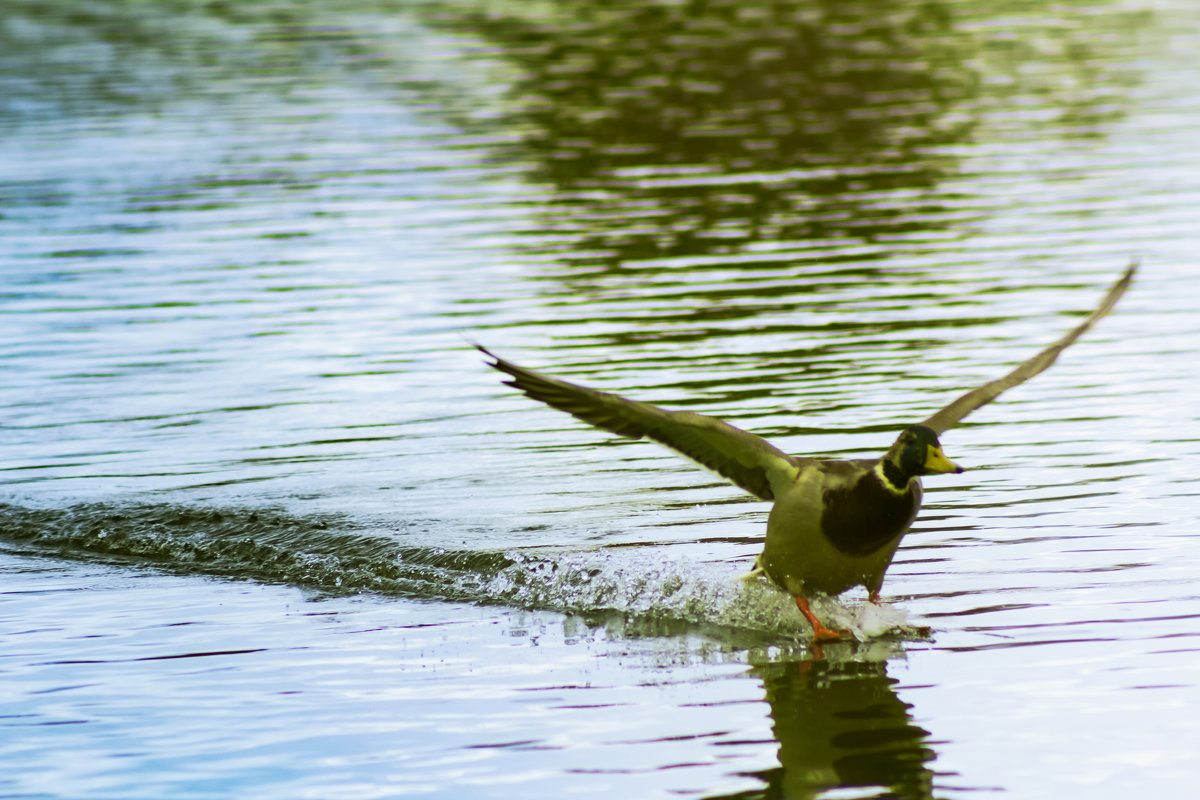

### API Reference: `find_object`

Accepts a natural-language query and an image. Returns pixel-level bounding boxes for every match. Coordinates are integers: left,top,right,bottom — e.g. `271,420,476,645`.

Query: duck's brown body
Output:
762,460,921,598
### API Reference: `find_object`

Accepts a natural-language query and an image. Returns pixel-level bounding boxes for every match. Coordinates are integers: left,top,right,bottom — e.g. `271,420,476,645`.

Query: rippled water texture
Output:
2,1,1199,798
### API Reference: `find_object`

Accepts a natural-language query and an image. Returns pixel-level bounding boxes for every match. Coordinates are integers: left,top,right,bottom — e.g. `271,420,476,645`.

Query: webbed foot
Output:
795,594,847,644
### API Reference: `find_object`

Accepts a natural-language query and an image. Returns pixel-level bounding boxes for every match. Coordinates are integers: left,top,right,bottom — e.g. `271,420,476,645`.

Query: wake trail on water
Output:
0,502,919,641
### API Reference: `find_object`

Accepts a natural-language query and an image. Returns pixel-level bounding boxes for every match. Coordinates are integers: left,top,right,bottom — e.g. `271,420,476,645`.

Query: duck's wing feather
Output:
922,261,1137,435
478,346,800,501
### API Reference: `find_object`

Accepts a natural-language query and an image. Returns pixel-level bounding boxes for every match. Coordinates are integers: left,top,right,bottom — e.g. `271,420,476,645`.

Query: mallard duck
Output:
479,264,1136,641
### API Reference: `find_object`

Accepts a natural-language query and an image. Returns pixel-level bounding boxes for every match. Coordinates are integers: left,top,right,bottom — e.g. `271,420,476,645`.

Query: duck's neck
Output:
877,459,914,494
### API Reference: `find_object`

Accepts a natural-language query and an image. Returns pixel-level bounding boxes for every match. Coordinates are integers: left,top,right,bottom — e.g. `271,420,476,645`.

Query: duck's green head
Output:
888,424,963,478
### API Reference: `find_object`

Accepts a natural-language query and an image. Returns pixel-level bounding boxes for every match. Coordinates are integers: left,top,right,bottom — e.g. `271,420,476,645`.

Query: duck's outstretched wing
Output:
477,345,800,501
922,261,1137,435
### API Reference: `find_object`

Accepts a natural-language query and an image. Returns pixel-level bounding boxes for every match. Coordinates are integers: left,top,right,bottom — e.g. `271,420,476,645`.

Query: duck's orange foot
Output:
811,625,847,644
794,594,848,644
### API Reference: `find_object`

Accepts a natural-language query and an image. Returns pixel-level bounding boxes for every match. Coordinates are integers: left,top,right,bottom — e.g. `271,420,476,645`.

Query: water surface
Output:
2,1,1199,798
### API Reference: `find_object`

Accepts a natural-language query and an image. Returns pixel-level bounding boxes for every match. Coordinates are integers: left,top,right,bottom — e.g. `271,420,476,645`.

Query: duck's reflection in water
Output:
718,645,937,799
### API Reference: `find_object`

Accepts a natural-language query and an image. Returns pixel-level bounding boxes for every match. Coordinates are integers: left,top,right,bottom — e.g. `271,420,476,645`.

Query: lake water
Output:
2,1,1199,798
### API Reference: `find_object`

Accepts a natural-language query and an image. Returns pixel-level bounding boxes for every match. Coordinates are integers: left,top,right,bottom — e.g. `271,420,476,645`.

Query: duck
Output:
478,263,1136,641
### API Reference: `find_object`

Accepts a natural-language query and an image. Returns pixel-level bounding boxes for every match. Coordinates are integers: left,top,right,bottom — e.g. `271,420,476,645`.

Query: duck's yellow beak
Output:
924,444,964,474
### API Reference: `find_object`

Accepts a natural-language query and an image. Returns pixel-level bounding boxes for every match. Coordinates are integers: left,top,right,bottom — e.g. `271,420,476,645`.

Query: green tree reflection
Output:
461,0,979,266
